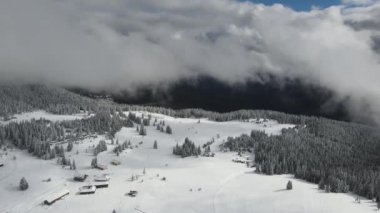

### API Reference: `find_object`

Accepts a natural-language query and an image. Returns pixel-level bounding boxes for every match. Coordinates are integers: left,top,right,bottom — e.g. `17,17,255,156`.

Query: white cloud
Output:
342,0,377,5
1,0,380,122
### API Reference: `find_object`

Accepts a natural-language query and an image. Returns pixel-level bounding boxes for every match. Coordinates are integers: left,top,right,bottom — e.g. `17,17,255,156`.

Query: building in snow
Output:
78,185,96,194
127,190,138,197
95,164,108,170
43,189,70,205
94,174,110,182
73,174,88,182
111,159,121,165
93,181,109,188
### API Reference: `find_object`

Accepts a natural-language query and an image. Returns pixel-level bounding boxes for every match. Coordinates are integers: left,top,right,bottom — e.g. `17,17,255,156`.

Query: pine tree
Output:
166,125,172,134
19,177,29,191
139,124,147,136
318,179,325,190
91,157,97,168
287,181,293,190
62,153,67,165
72,160,76,170
153,140,158,149
325,184,331,193
67,141,73,152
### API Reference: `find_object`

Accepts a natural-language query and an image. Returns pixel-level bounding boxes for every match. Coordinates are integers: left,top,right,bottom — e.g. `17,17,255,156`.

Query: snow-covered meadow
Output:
0,112,376,213
0,110,92,125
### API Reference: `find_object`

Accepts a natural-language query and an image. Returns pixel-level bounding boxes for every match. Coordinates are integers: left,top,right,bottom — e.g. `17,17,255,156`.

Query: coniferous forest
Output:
0,110,133,160
222,118,380,204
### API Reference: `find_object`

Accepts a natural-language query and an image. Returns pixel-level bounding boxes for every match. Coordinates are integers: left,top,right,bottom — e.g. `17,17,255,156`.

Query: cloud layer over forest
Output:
1,0,380,123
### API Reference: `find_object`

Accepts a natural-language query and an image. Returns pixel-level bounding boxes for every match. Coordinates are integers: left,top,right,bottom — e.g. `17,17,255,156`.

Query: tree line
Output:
222,117,380,205
0,110,133,160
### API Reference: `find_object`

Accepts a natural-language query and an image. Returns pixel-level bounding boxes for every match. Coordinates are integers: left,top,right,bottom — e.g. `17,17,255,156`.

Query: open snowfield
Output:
0,110,91,125
0,111,377,213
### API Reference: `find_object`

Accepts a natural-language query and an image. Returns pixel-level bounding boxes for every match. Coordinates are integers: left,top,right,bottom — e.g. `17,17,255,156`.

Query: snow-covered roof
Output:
44,189,70,204
79,185,96,193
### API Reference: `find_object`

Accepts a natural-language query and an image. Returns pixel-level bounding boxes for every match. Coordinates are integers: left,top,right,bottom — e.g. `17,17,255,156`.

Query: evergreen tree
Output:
318,179,325,190
287,181,293,190
153,140,158,149
173,138,201,158
139,124,147,136
67,141,73,152
19,177,29,191
72,160,76,170
166,125,172,134
91,157,97,168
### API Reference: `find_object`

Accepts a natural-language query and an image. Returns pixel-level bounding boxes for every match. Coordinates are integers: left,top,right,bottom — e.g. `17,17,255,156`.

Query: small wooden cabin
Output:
43,189,70,205
94,174,110,182
127,190,138,197
73,174,88,182
111,159,121,166
95,164,108,170
78,185,96,194
93,181,109,188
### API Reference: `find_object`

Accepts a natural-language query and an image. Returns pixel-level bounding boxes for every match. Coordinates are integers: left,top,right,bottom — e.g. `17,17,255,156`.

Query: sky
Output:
246,0,341,11
0,0,380,124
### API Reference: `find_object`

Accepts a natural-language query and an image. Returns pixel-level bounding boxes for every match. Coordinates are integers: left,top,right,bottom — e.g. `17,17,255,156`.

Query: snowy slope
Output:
0,111,376,213
0,110,92,125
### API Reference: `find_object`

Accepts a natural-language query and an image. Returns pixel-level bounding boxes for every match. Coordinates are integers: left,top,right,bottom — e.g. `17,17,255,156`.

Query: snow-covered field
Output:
0,110,91,125
0,112,376,213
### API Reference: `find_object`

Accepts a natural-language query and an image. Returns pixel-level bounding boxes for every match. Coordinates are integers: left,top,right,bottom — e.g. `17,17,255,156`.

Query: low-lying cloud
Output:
1,0,380,123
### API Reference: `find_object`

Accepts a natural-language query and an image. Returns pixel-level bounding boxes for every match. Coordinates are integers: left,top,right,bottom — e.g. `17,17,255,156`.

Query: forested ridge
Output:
0,84,112,117
222,118,380,204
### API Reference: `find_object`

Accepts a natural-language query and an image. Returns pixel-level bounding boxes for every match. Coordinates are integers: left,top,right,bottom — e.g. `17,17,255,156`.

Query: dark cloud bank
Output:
1,0,380,124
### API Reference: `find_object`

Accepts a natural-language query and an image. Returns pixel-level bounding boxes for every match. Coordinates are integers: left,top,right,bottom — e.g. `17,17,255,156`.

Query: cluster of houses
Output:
232,156,251,164
232,156,256,168
76,173,110,195
43,173,111,205
42,158,125,205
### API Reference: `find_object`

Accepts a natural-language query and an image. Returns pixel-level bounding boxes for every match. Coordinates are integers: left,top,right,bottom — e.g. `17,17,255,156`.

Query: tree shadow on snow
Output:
273,189,288,192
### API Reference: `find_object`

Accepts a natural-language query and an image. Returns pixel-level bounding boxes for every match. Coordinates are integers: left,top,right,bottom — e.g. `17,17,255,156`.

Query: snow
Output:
0,110,91,125
0,112,377,213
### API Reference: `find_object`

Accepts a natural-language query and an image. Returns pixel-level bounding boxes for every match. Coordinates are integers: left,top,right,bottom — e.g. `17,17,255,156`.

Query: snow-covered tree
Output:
166,125,172,134
72,160,77,170
139,124,147,136
67,141,73,152
91,157,97,168
286,181,293,190
19,177,29,191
